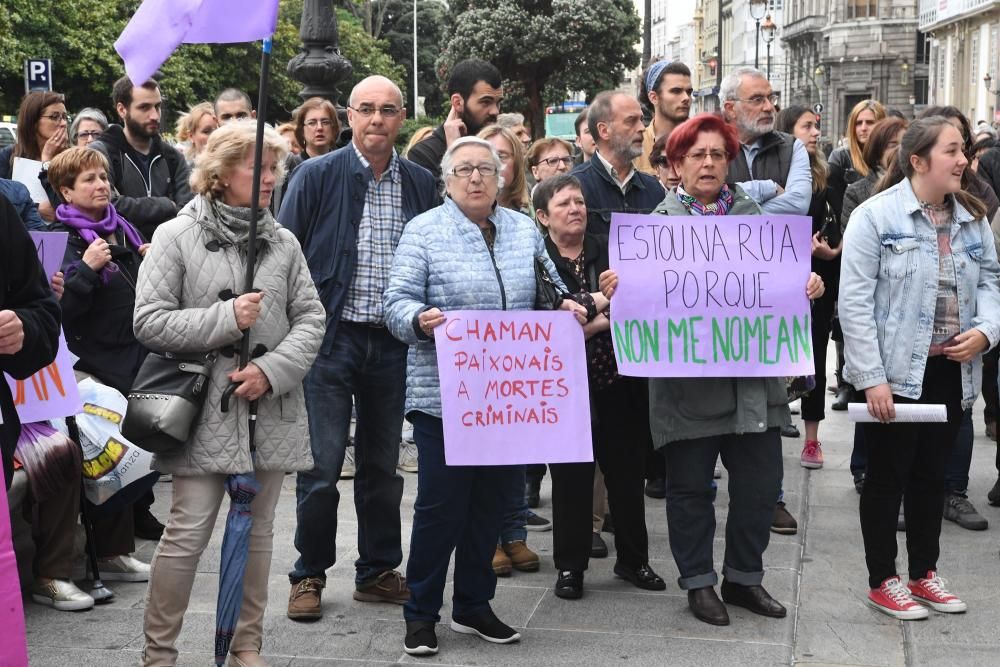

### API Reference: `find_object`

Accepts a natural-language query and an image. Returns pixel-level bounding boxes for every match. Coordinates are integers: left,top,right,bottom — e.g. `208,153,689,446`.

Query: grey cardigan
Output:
647,186,792,447
133,196,326,475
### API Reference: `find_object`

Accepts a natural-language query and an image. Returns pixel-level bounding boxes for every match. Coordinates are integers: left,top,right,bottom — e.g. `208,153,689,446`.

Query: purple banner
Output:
29,231,68,277
434,310,593,466
609,213,814,377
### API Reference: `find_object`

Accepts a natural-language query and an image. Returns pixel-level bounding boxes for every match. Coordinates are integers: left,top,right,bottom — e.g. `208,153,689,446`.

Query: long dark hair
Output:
775,105,827,192
876,116,986,220
13,91,65,161
919,105,974,156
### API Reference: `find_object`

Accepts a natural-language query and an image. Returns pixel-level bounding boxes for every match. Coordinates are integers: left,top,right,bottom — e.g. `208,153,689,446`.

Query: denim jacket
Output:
839,178,1000,409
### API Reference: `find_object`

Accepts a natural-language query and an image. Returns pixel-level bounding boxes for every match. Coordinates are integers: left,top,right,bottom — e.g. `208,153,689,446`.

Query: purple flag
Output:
115,0,278,85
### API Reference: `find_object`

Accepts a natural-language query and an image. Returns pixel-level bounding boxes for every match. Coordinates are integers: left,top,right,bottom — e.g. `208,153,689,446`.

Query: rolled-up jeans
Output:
142,470,284,666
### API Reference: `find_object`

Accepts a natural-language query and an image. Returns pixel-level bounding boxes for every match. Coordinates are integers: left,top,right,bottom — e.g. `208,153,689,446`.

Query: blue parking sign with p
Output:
24,59,53,93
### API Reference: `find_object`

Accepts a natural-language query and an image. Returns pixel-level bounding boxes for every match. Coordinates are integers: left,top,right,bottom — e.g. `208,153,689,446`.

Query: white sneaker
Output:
31,578,95,611
341,442,356,480
398,440,418,473
98,555,151,582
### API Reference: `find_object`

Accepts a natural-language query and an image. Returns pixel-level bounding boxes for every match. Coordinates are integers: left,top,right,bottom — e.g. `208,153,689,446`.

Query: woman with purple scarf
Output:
46,146,152,582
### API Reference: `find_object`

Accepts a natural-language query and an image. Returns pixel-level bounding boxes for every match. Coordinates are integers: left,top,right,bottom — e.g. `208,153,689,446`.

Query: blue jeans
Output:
404,411,515,623
944,409,974,495
499,465,528,544
290,323,407,585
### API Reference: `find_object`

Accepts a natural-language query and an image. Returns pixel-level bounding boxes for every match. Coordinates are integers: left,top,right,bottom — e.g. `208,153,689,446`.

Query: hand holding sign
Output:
0,311,25,355
419,307,446,337
806,272,825,300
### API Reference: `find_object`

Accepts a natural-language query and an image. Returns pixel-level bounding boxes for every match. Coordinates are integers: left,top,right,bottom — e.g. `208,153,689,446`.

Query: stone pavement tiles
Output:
20,362,1000,665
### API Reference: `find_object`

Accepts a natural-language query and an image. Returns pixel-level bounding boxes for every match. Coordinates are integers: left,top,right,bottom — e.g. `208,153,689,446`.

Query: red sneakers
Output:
908,571,967,613
800,440,824,469
867,576,929,620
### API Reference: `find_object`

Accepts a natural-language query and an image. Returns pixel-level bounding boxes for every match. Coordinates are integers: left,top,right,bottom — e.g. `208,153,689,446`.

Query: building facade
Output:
781,0,926,143
920,0,1000,125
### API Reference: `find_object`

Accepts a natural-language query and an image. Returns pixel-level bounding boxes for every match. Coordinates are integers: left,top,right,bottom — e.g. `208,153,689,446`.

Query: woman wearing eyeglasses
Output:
0,91,70,222
384,136,587,656
286,97,341,177
527,137,575,183
600,114,824,627
69,108,109,147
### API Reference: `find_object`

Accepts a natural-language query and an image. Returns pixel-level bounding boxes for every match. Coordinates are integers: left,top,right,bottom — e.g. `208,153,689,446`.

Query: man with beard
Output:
570,91,665,235
90,77,193,241
407,59,503,185
721,67,811,215
634,59,693,175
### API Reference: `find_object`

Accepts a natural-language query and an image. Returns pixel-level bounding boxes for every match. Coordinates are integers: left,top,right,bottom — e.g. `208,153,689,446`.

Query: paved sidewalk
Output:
21,371,1000,665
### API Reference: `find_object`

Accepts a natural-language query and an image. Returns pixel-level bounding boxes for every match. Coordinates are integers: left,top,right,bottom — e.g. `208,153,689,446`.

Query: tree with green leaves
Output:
439,0,641,138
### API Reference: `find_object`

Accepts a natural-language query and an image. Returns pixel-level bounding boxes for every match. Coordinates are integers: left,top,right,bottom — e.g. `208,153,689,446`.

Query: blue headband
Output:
645,61,670,95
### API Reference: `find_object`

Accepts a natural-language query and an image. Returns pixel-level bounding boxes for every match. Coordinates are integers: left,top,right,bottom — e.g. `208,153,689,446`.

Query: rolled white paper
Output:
847,403,947,423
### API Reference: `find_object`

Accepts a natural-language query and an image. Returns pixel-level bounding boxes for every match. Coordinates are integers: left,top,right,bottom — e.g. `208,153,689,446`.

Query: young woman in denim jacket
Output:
840,116,1000,620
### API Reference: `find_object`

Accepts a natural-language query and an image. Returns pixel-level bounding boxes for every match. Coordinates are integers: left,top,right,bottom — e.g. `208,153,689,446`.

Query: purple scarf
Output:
57,203,144,285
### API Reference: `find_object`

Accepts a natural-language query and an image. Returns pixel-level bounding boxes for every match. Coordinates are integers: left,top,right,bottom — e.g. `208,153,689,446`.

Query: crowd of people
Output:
2,53,1000,665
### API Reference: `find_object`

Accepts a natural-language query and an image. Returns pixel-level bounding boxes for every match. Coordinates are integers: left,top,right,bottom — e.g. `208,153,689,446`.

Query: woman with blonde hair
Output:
174,102,218,166
136,121,325,666
403,126,435,159
478,125,530,212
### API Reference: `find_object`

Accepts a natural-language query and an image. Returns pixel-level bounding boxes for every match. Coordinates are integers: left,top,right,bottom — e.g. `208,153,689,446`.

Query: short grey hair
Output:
69,107,108,143
497,112,525,128
440,136,506,192
720,66,768,102
586,90,622,144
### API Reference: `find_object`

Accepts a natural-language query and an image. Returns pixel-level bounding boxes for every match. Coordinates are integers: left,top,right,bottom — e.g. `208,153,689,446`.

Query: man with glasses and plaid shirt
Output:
279,75,438,621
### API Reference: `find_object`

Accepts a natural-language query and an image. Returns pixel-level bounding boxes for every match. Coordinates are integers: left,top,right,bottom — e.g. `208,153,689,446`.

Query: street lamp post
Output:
750,0,768,70
761,14,777,81
412,0,418,118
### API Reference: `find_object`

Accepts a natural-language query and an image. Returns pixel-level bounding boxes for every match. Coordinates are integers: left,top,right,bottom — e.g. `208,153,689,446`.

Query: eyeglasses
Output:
350,105,401,117
449,164,498,178
76,131,101,140
42,112,69,123
537,155,574,168
683,150,729,163
304,118,334,128
735,93,779,107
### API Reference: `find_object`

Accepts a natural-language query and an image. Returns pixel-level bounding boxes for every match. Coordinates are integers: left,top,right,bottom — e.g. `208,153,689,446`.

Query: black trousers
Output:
801,279,837,422
859,356,963,589
550,377,651,572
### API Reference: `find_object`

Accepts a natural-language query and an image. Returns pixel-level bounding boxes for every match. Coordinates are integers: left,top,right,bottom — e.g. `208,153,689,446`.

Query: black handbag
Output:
121,352,217,454
534,257,563,310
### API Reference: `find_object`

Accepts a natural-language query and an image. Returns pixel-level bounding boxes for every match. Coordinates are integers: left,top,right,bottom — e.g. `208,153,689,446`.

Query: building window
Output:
972,34,980,87
916,33,930,65
914,77,928,106
847,0,877,19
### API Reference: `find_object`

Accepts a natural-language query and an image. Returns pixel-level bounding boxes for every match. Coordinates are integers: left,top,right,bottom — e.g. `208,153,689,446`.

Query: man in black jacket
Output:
0,194,61,489
407,59,503,185
90,77,193,241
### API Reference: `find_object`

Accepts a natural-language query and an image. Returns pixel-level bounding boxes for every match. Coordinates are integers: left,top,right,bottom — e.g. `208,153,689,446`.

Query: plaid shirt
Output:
341,145,405,324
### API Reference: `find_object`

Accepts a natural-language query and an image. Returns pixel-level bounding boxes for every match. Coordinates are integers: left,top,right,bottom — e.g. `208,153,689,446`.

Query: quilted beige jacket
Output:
133,196,325,475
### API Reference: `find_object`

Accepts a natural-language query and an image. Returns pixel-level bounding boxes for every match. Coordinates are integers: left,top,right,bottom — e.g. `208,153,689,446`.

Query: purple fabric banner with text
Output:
434,310,593,466
609,213,815,378
0,484,28,667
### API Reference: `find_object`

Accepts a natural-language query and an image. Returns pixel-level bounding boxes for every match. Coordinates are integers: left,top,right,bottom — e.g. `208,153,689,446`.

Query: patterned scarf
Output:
676,184,734,216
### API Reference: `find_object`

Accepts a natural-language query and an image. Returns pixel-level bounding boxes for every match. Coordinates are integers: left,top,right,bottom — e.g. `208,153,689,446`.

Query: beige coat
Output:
133,196,325,475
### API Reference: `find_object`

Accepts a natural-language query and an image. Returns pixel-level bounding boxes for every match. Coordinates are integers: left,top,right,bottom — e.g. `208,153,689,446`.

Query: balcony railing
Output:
919,0,997,31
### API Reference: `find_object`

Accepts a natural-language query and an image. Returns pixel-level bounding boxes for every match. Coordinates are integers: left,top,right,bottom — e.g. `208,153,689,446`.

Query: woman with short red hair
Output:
601,113,824,626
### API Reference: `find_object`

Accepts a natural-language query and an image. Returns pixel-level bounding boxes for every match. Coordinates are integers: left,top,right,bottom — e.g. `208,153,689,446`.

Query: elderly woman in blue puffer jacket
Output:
384,136,586,657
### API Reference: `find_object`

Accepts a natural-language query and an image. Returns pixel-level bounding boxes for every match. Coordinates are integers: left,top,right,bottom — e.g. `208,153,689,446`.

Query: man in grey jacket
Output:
90,76,193,241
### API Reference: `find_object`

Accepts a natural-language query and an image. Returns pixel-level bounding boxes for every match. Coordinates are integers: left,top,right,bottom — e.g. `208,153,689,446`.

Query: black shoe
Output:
554,570,584,599
831,385,851,411
853,473,865,495
989,478,1000,507
525,479,541,509
450,607,521,644
590,532,608,558
613,562,666,591
404,621,438,656
688,586,729,626
525,511,552,532
644,478,666,499
133,508,165,541
602,512,615,534
780,424,800,438
770,501,798,535
943,493,989,530
720,580,787,618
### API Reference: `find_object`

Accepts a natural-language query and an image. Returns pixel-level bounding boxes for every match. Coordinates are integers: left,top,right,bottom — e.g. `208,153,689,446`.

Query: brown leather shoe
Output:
287,577,324,620
503,540,540,572
493,545,513,576
353,570,410,604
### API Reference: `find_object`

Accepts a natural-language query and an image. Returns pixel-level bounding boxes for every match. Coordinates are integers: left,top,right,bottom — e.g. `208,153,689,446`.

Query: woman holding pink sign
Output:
384,136,586,657
599,113,824,627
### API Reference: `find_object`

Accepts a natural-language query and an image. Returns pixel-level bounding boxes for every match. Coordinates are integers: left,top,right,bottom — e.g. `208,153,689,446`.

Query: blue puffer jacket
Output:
384,197,567,417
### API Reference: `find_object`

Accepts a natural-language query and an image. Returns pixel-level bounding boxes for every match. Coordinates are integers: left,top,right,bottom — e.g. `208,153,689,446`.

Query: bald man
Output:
279,76,439,620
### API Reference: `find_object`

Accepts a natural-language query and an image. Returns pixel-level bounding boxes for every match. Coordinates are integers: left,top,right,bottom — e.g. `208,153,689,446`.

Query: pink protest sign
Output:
609,213,814,378
434,310,593,466
0,484,29,667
